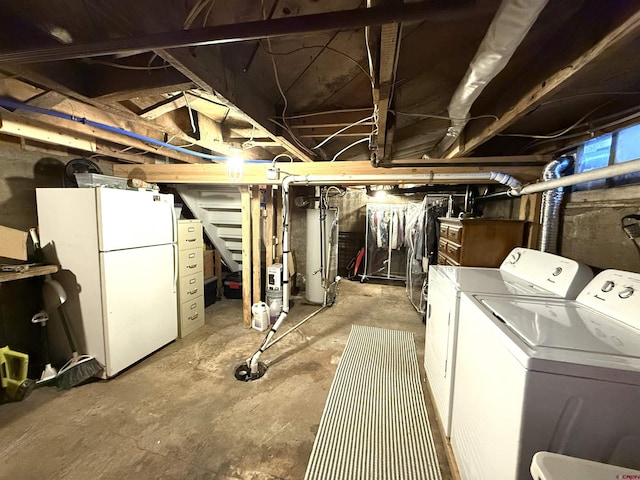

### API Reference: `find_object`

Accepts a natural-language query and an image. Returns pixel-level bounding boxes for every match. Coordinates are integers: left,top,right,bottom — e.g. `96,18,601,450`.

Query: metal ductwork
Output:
430,0,548,158
538,157,571,253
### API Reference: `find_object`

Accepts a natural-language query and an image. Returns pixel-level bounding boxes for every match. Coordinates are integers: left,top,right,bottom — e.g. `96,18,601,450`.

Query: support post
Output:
240,186,252,328
251,186,262,305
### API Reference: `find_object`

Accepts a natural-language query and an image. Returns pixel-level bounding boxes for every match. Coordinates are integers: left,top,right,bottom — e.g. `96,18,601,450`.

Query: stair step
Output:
217,227,242,238
225,240,243,250
199,203,242,210
206,210,242,224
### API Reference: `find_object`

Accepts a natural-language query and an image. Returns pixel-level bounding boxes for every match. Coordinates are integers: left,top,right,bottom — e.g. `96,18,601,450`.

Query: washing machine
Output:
530,451,640,480
424,247,592,437
451,269,640,480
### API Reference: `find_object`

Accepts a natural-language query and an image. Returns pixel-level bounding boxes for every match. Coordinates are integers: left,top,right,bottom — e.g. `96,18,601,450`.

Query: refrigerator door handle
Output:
172,243,178,294
169,198,177,243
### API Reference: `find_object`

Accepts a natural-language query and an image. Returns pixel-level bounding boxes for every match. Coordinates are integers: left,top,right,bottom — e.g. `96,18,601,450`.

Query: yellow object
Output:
0,346,29,399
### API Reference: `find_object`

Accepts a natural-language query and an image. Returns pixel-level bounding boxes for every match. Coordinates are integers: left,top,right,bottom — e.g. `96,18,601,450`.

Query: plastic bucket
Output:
266,290,283,325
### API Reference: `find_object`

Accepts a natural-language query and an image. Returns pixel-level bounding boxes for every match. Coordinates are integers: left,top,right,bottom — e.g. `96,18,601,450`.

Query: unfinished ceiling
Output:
1,0,640,169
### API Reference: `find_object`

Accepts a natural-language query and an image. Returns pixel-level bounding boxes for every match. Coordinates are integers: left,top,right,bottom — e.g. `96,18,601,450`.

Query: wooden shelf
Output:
0,264,58,283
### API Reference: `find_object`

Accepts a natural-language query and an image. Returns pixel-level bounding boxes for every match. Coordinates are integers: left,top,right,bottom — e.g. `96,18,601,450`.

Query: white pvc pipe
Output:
244,170,524,375
511,158,640,196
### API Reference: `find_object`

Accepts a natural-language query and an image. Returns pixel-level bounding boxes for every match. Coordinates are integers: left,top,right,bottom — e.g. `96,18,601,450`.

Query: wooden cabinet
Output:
177,220,205,338
437,218,525,267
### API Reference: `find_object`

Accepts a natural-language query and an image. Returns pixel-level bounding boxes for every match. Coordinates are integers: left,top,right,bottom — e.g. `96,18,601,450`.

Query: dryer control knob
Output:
552,267,563,276
601,281,615,292
508,252,521,264
619,287,634,299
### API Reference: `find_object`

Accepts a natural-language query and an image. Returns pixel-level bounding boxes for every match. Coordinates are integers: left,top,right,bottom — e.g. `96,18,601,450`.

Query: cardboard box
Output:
203,249,214,280
0,225,28,261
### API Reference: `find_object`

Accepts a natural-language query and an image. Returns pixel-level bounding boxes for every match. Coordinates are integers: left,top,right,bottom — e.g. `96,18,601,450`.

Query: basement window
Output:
574,124,640,191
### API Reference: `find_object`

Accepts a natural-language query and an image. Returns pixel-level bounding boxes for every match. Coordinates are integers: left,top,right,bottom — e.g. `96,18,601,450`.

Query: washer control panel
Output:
578,269,640,331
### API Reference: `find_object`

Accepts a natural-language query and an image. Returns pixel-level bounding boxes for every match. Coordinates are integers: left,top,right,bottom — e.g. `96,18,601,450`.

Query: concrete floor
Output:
0,281,452,480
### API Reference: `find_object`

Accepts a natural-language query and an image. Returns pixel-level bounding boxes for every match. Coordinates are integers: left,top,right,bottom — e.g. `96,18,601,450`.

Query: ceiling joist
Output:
0,2,473,65
113,158,542,185
452,6,640,157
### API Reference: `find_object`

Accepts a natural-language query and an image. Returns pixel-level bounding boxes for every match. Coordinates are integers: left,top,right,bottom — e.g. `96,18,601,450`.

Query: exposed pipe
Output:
237,169,525,379
0,98,270,163
0,2,473,65
509,158,640,196
430,0,548,158
539,156,571,253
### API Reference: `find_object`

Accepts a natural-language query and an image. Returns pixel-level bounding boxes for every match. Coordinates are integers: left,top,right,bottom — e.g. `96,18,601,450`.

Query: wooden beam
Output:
0,112,96,152
518,193,542,249
0,108,199,164
155,49,315,162
88,67,194,102
22,91,67,116
264,187,274,268
0,74,216,163
376,21,402,162
113,159,544,184
251,186,262,305
387,155,551,166
140,94,188,120
240,186,252,328
0,2,474,65
454,8,640,157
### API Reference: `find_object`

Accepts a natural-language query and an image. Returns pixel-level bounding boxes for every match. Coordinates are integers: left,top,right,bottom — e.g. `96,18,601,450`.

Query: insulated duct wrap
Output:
539,157,571,253
431,0,548,157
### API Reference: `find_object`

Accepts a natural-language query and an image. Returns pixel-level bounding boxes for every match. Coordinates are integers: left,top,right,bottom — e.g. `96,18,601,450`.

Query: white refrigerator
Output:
36,187,178,377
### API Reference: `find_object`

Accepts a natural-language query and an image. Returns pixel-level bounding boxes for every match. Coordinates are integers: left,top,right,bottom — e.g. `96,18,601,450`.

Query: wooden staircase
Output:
176,185,243,272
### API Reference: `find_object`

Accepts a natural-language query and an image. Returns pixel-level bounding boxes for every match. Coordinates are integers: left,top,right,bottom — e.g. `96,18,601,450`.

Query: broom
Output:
47,280,104,389
31,230,103,388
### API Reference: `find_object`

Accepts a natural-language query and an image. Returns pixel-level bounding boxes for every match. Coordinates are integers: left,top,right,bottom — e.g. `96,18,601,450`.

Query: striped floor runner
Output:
305,325,442,480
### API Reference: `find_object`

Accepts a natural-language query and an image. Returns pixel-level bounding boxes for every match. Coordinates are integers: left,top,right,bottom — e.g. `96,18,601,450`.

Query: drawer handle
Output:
188,253,196,258
189,278,196,284
188,313,199,321
187,264,197,269
186,238,196,242
190,303,197,310
188,289,198,295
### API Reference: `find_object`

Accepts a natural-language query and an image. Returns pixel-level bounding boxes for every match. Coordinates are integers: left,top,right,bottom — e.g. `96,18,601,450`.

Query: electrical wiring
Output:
523,105,640,152
260,44,373,85
183,0,214,29
271,153,294,166
282,108,373,120
258,1,315,158
364,26,375,89
392,111,500,122
312,115,374,150
539,91,640,107
87,59,169,71
202,0,216,27
322,186,346,210
331,137,370,162
498,100,615,139
183,91,197,135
